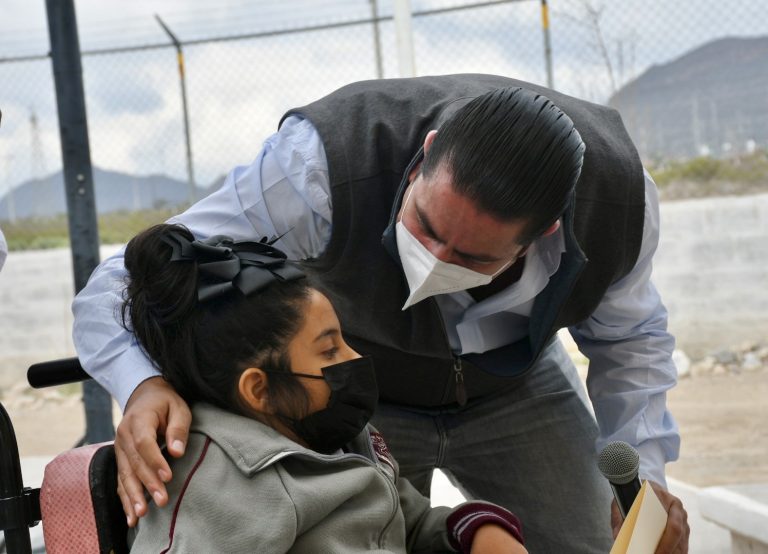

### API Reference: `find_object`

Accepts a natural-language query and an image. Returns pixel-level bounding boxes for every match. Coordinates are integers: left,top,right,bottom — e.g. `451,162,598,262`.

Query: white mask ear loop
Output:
491,257,515,278
398,185,415,224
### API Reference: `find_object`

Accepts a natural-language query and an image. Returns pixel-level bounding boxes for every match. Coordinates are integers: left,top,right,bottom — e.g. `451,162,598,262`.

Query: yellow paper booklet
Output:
610,480,667,554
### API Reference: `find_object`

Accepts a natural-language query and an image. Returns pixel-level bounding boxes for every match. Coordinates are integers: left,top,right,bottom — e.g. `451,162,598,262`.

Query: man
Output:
73,75,688,552
0,226,7,272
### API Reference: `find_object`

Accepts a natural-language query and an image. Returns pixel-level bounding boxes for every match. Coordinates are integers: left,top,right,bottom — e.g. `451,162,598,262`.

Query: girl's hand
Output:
470,523,528,554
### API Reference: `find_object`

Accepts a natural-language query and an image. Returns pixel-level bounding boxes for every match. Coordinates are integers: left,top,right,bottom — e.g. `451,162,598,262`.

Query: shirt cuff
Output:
84,343,162,412
446,501,524,552
638,439,673,489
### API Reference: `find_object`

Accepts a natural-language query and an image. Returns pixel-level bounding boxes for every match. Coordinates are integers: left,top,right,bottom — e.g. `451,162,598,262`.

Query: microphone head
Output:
598,441,640,484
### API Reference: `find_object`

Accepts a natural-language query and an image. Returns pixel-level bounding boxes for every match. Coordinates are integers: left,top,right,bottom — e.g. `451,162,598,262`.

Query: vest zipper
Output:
453,357,467,406
431,298,468,406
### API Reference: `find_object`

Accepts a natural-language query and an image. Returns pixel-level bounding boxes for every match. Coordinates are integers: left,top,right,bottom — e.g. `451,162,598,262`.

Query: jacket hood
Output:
189,403,371,477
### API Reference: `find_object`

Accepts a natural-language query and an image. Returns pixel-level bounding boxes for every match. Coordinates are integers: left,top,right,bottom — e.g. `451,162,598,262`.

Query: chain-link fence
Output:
0,0,767,475
0,0,766,245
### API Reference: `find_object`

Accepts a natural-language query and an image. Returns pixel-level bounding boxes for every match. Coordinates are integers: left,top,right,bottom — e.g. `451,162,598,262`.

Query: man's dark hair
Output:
421,87,585,244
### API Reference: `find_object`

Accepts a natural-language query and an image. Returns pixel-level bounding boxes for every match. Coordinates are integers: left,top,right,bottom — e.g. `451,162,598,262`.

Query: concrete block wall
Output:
653,193,768,358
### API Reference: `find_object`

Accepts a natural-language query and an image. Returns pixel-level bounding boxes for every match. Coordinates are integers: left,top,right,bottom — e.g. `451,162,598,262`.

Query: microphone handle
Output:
611,477,642,519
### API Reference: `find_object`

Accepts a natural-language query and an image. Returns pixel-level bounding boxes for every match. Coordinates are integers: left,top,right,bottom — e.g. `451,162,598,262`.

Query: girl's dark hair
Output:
421,87,585,244
121,223,313,421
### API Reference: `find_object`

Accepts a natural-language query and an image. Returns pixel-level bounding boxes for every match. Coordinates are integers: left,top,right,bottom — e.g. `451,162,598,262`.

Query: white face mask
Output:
395,187,513,310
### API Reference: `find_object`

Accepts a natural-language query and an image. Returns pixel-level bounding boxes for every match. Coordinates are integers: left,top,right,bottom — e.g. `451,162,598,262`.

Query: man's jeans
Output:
371,338,614,553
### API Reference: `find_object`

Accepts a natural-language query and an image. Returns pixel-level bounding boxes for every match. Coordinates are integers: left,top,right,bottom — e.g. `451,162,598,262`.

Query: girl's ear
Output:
238,368,272,413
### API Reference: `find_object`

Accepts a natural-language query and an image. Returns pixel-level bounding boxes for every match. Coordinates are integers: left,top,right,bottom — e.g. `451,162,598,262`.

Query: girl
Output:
123,223,526,553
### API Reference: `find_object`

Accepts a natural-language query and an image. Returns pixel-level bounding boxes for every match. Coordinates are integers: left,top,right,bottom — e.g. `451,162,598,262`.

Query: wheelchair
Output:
0,359,127,554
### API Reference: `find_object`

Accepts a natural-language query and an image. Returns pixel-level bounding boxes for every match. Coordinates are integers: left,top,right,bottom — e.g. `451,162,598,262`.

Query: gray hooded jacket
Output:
131,403,521,553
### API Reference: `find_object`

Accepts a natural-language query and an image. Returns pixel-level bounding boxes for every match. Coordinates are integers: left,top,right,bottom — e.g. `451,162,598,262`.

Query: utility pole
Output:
45,0,114,446
156,15,197,205
393,0,416,77
369,0,384,79
29,109,46,180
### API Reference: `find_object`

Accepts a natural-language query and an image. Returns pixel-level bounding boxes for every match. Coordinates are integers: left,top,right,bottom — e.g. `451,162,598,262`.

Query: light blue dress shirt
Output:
72,115,680,485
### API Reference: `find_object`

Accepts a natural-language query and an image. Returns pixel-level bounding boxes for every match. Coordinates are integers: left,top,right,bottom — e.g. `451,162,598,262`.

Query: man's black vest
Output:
283,74,645,409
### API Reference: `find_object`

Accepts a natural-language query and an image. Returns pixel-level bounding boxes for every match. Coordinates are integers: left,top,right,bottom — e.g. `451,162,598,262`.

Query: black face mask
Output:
285,356,379,454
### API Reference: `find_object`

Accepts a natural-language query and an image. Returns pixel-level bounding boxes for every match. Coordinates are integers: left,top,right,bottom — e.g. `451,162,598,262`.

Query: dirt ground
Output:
3,369,766,488
665,370,768,486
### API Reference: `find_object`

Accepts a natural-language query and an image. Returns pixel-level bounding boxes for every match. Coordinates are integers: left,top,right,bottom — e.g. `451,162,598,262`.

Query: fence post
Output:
540,0,554,89
393,0,417,77
369,0,384,79
45,0,115,444
156,15,197,205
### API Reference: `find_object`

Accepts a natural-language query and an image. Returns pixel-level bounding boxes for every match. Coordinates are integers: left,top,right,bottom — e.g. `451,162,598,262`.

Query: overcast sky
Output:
3,0,765,59
0,0,765,199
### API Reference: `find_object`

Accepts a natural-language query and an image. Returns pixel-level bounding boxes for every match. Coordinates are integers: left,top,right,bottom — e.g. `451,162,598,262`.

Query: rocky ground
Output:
666,341,768,486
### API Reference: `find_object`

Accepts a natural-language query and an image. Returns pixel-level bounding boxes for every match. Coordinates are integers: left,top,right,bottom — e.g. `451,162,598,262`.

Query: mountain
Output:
609,36,768,161
0,167,206,221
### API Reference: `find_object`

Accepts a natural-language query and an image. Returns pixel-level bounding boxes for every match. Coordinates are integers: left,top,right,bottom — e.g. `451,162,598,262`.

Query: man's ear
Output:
542,220,561,237
423,129,438,154
238,368,272,413
408,130,438,183
515,221,559,258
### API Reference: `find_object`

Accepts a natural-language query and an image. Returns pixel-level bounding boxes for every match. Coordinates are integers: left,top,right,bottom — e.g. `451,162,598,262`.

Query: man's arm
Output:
71,115,332,523
570,170,678,484
570,171,689,550
72,115,332,409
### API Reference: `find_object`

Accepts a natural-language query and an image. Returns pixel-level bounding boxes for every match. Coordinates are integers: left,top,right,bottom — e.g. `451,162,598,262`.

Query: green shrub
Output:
2,206,186,252
650,150,768,188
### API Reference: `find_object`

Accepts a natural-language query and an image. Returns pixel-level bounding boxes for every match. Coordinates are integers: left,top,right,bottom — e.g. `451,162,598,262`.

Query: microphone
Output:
598,441,642,518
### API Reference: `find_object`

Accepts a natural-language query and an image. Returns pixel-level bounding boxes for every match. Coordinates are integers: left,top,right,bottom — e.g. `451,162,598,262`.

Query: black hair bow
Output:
162,231,305,302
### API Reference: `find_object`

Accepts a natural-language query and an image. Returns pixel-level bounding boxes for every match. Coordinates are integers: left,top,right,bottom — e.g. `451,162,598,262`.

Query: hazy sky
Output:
2,0,765,57
0,0,765,198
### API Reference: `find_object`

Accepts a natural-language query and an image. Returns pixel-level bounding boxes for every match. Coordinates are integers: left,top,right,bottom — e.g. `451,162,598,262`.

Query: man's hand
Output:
470,523,528,554
610,481,690,553
115,376,191,527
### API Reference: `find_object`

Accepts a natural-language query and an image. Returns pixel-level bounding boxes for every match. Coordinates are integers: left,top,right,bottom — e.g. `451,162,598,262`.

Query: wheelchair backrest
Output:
40,442,127,554
1,358,126,553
